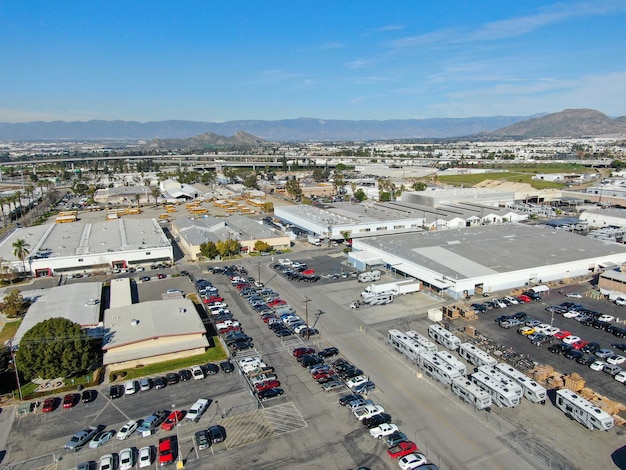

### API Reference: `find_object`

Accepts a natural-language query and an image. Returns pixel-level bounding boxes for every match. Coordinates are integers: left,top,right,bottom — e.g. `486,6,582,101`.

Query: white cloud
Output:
362,24,404,37
345,58,375,69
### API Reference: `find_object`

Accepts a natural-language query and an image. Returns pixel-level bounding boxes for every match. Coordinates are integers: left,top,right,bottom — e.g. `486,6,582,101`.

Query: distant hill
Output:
490,109,626,138
145,131,265,150
0,115,534,141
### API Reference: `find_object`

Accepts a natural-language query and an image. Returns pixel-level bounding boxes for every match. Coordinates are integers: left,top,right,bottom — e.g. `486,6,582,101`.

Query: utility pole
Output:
257,260,261,284
9,340,23,401
303,297,311,340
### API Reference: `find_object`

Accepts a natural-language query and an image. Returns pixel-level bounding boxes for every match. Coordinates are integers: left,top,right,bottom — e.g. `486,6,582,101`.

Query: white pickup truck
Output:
216,320,241,331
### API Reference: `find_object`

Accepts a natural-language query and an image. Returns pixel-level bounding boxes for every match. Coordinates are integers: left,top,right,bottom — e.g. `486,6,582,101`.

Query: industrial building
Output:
274,199,526,240
13,282,103,346
170,214,290,260
348,224,626,299
93,186,151,205
0,218,173,276
102,297,209,370
580,208,626,228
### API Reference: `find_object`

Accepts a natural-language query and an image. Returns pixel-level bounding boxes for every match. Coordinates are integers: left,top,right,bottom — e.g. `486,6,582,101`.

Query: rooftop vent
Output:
131,320,139,326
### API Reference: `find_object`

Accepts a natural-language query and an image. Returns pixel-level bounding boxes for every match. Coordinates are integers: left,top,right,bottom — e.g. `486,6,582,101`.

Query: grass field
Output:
0,320,21,344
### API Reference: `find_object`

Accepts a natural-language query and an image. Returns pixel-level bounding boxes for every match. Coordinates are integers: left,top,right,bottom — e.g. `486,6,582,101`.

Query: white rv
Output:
451,376,492,411
435,350,467,375
555,389,614,431
470,371,521,408
494,363,547,404
405,331,437,353
417,351,462,385
458,342,498,368
427,324,461,350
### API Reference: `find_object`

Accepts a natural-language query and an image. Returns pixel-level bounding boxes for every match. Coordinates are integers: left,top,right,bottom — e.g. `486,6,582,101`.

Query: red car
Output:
262,315,278,323
268,299,287,306
292,347,316,358
516,295,531,303
161,410,184,431
255,379,281,392
62,393,78,408
159,436,176,466
236,283,251,290
219,325,241,334
157,273,167,279
312,370,333,380
202,296,224,304
554,330,572,340
571,339,589,350
387,441,418,459
302,269,315,276
42,397,56,413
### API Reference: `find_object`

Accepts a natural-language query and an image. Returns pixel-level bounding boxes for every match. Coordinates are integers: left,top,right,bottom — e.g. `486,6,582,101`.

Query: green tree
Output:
199,241,219,260
16,317,98,380
332,171,346,195
151,187,161,205
12,238,30,272
312,168,330,182
285,179,303,200
0,290,30,317
353,188,367,202
412,182,427,191
379,191,392,202
254,240,271,253
335,163,347,171
261,202,274,213
242,172,258,189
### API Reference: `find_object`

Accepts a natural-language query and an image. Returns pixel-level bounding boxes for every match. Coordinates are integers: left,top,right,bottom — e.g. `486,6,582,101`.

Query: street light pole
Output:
172,404,183,468
9,340,22,401
303,297,311,340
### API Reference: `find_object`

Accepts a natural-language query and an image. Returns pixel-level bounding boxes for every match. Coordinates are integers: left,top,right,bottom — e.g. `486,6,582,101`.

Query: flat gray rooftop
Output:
14,282,102,345
103,298,206,350
0,218,169,261
357,224,626,281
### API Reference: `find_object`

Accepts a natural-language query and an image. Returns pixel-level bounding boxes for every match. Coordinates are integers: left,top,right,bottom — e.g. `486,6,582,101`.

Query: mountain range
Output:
0,109,623,142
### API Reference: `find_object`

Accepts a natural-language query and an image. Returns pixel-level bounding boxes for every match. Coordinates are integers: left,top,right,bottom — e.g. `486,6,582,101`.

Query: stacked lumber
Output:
563,373,585,392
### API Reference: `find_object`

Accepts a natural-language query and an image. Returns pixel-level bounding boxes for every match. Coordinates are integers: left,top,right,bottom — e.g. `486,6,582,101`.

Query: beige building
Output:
171,214,290,260
102,298,209,371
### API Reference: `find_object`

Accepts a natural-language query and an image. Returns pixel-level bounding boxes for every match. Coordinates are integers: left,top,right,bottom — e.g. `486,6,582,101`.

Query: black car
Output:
275,329,293,337
317,374,340,384
230,340,254,351
548,344,572,355
81,389,97,403
166,372,180,385
153,376,167,389
338,394,363,407
612,327,626,338
227,336,252,347
564,349,584,360
362,412,392,429
511,311,528,320
179,369,192,381
592,319,610,329
220,361,234,373
339,368,364,379
471,303,488,313
299,327,319,337
300,355,324,367
258,387,284,401
611,343,626,352
109,385,123,399
207,425,226,444
318,347,339,358
204,363,220,375
582,342,601,354
576,355,597,366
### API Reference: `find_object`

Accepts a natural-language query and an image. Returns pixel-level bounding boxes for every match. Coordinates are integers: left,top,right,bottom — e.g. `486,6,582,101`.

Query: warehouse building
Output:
102,298,209,371
0,218,173,276
171,214,290,260
348,224,626,299
14,282,103,346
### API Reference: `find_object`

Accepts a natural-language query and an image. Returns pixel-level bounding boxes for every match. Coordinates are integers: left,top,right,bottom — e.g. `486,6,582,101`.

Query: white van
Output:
186,399,209,422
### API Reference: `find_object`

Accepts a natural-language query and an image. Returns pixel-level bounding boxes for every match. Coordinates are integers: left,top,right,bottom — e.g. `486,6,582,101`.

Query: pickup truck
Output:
216,320,241,331
246,366,275,378
64,425,101,451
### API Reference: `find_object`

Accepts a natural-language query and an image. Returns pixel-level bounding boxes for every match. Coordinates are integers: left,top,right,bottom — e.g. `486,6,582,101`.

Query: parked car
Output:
339,394,364,407
318,347,339,358
138,446,154,468
258,388,284,401
596,348,615,359
388,441,418,459
195,430,210,451
63,393,78,408
153,377,167,389
89,430,116,449
385,431,408,447
119,447,135,470
292,347,316,358
369,423,399,439
220,361,234,373
158,436,177,466
99,454,116,470
116,420,140,440
166,372,180,384
109,385,123,399
362,412,392,429
161,410,184,431
398,453,429,470
603,364,623,376
207,425,226,444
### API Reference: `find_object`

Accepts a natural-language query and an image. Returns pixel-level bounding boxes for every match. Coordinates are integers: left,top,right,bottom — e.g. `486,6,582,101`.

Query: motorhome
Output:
357,270,381,283
457,342,498,368
476,365,523,398
362,293,394,305
470,371,521,408
494,363,547,404
451,377,492,411
555,389,614,431
388,329,433,361
427,324,461,350
417,351,462,385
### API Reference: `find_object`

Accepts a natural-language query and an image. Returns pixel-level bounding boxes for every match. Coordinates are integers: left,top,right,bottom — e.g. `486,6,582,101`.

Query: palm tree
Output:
12,239,30,273
0,197,7,230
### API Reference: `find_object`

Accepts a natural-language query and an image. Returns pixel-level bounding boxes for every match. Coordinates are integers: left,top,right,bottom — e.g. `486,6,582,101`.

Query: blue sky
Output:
1,0,625,122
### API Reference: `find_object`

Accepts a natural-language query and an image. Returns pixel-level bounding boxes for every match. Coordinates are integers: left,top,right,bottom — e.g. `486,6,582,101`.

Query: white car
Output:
398,453,429,470
543,326,560,336
504,296,519,305
598,314,615,323
347,398,373,410
369,423,399,439
191,365,205,380
565,293,583,299
606,355,626,365
534,323,551,334
138,445,153,468
353,404,384,421
346,375,369,389
493,299,507,308
165,288,183,294
278,258,292,266
562,310,581,319
99,454,115,470
119,448,135,470
590,360,607,371
562,335,581,345
116,420,139,440
124,380,138,395
615,371,626,383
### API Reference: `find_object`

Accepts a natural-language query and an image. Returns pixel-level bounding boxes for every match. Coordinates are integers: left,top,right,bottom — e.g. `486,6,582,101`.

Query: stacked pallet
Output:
563,372,585,393
531,364,554,383
545,373,565,389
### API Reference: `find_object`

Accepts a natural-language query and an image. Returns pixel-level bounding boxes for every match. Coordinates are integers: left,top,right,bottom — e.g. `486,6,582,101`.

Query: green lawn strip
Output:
438,171,566,189
109,340,227,382
0,319,21,344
